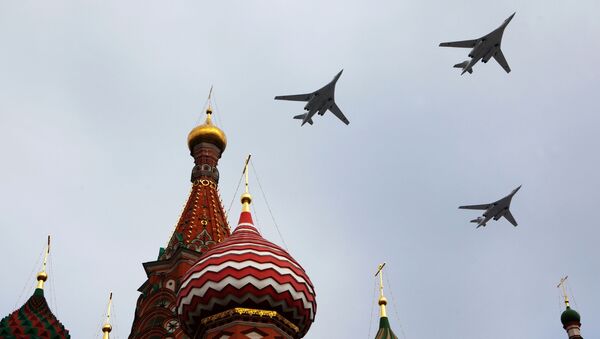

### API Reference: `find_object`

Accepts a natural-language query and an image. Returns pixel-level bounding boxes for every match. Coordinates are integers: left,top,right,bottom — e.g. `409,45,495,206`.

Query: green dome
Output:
561,306,581,325
375,317,398,339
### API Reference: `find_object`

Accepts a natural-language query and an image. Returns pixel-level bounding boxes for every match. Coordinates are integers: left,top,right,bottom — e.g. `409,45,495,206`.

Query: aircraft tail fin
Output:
293,113,313,125
454,61,473,74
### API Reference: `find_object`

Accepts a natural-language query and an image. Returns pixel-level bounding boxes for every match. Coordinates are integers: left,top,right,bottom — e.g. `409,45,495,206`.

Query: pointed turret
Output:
129,94,231,339
162,97,230,259
558,277,583,339
0,236,70,338
374,263,398,339
177,156,317,338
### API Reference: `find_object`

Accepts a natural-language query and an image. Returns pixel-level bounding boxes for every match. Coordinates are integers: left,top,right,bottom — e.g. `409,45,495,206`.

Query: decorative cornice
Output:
200,307,300,333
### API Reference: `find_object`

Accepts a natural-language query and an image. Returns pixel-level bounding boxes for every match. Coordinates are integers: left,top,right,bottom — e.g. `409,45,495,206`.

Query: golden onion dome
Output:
187,108,227,152
102,323,112,333
37,271,48,283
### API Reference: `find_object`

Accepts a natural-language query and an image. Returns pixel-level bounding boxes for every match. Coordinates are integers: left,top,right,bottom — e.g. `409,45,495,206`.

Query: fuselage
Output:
300,76,339,125
476,204,508,227
459,13,514,74
478,187,519,226
275,69,344,126
463,185,520,228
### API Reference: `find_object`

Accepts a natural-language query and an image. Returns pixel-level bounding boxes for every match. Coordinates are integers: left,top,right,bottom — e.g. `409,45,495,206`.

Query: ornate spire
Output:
557,276,583,339
129,91,231,339
36,235,50,290
102,292,113,339
375,263,388,318
241,154,252,212
161,89,230,259
374,263,398,339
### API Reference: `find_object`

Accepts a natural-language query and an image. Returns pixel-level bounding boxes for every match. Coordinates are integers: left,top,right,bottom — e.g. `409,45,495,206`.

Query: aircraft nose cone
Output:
513,185,522,193
334,69,344,81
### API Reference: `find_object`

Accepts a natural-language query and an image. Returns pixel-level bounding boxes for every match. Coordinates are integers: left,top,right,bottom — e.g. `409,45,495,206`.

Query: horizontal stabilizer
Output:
293,113,313,125
453,61,473,74
454,61,468,69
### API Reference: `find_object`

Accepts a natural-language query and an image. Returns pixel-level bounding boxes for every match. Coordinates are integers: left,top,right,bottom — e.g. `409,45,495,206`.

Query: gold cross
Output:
557,275,569,306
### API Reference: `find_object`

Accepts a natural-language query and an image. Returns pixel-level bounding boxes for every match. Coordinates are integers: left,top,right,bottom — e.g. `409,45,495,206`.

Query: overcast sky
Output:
1,1,599,338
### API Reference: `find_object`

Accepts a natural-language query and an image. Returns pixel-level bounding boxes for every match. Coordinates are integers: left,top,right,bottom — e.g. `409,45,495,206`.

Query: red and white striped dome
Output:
176,211,317,337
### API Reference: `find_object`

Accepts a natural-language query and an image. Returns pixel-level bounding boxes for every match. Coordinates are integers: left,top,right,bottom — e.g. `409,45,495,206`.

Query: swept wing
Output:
493,49,511,73
329,103,350,125
504,210,518,226
439,39,479,48
458,204,490,210
274,93,313,102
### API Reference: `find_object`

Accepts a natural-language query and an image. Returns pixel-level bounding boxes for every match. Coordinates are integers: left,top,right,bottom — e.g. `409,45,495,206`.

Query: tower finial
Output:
187,86,227,152
102,292,113,339
241,154,253,212
36,235,50,289
206,85,214,115
375,262,388,317
557,276,570,308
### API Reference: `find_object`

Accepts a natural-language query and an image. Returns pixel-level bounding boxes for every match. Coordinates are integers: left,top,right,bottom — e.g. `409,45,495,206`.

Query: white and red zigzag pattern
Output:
177,211,317,337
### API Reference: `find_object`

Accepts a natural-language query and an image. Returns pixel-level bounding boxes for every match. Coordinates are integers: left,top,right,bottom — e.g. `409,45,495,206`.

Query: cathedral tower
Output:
129,105,230,338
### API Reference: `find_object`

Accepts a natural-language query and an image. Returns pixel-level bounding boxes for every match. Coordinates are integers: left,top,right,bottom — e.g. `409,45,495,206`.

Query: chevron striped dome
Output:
176,211,316,337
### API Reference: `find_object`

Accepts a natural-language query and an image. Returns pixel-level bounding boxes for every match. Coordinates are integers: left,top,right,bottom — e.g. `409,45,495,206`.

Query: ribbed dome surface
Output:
0,289,70,339
177,211,316,337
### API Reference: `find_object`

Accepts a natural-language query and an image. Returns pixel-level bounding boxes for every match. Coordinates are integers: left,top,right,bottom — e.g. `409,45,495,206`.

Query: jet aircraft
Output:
459,185,521,228
274,70,349,126
439,13,515,75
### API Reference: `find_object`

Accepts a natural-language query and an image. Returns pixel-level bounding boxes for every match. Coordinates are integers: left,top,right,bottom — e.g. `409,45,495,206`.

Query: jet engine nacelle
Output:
317,106,328,116
482,48,496,63
468,40,484,58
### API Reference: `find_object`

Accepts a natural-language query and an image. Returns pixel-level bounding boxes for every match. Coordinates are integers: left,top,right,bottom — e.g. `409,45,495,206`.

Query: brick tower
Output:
129,106,230,338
